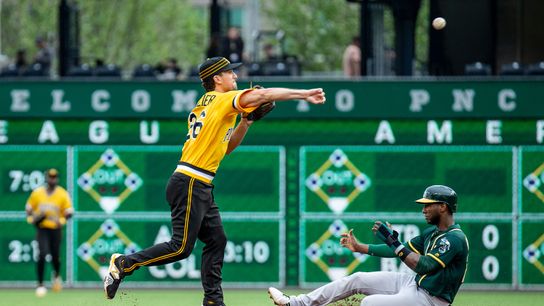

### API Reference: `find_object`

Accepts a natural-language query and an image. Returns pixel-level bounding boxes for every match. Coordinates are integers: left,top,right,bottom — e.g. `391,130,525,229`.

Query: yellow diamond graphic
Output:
306,220,368,281
523,233,544,274
306,149,371,214
77,219,141,279
77,149,142,214
523,162,544,203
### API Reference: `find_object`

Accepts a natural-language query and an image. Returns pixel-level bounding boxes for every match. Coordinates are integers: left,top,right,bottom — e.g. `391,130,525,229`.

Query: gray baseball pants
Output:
289,272,450,306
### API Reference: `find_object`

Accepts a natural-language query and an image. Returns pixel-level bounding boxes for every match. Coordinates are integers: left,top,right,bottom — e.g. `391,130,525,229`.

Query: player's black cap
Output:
198,57,242,81
46,168,58,178
415,185,457,213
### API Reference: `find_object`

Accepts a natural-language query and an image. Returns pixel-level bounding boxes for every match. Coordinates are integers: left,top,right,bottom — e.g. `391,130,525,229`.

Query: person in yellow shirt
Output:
104,56,326,305
25,168,73,297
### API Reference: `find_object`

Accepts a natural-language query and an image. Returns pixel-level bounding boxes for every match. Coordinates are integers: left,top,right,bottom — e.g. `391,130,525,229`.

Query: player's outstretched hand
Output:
372,221,392,235
305,88,326,105
374,221,402,250
340,229,359,252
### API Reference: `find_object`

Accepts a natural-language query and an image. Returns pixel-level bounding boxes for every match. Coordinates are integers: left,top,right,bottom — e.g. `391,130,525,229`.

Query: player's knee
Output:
179,243,196,259
340,272,368,293
169,238,182,250
213,229,227,250
199,226,227,250
350,271,367,282
352,271,365,277
165,240,194,260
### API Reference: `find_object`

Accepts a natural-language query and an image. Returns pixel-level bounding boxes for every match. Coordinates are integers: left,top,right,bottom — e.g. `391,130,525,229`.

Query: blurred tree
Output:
263,0,429,74
0,0,427,75
1,0,58,65
414,0,429,74
261,0,360,72
78,0,207,72
0,0,207,74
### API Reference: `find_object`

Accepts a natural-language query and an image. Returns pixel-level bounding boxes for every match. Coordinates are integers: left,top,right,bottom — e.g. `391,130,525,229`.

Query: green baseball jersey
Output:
407,224,469,303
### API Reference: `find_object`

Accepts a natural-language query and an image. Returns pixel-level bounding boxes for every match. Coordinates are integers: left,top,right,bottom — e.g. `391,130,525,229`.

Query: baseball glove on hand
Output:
244,101,276,121
30,213,46,227
243,85,276,121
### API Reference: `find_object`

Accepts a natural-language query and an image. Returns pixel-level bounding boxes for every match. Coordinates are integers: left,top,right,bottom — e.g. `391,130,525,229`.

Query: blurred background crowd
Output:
0,0,543,80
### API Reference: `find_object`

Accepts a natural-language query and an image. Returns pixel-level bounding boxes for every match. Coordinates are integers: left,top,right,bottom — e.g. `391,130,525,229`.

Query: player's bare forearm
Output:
353,243,369,254
239,87,325,108
340,229,369,254
226,118,252,155
402,252,421,270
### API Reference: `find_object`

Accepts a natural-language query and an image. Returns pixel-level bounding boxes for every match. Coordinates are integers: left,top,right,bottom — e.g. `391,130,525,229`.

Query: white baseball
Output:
432,17,446,30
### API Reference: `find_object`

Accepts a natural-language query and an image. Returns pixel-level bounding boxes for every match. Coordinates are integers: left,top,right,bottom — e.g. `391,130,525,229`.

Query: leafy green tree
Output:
78,0,207,71
0,0,429,75
262,0,429,74
261,0,360,72
415,0,429,73
1,0,58,65
1,0,207,73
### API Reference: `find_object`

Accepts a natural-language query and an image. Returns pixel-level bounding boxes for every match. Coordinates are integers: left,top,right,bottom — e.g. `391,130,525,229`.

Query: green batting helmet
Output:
415,185,457,213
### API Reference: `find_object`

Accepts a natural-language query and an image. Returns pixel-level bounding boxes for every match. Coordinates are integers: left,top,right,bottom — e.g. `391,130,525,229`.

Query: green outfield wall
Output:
0,79,543,290
0,145,543,289
1,79,544,119
0,119,543,145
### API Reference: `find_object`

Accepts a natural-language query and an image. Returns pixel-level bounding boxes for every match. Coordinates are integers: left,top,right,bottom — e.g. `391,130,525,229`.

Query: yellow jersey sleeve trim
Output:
408,241,421,254
427,253,446,268
232,89,258,113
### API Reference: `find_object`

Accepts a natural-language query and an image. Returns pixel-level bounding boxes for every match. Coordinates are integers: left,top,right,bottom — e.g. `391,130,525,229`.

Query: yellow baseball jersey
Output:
177,89,257,183
26,186,73,229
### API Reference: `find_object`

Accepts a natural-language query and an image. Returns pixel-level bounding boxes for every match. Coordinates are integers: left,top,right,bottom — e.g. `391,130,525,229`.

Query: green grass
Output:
0,288,542,306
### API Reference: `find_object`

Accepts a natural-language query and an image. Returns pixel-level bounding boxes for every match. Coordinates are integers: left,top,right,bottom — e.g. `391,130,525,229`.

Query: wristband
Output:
394,244,404,254
395,246,412,261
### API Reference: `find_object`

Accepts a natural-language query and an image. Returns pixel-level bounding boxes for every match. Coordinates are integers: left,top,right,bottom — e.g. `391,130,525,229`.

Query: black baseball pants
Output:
122,172,227,305
36,227,62,284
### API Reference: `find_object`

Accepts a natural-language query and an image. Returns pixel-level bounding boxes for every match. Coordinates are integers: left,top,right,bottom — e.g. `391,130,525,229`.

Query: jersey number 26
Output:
186,111,205,140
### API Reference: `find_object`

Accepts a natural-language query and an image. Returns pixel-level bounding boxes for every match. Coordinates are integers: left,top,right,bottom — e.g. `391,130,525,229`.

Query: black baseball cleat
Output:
104,253,125,299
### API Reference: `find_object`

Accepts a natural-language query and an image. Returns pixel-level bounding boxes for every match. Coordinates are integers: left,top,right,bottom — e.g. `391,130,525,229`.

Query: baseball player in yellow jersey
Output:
104,56,326,305
25,168,73,297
